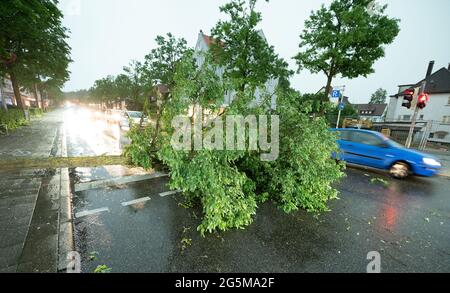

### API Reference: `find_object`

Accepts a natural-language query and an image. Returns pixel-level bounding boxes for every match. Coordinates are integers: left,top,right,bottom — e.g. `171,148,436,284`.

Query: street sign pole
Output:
335,86,346,128
405,61,434,149
336,107,342,128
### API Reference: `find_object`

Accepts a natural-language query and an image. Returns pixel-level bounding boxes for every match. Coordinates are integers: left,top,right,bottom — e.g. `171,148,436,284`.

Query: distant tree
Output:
369,88,387,104
141,33,188,147
142,33,188,89
294,0,400,113
211,0,291,95
0,0,71,110
90,76,116,107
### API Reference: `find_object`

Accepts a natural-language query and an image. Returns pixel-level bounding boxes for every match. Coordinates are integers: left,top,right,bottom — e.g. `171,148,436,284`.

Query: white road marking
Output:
75,207,109,218
121,197,151,207
159,190,181,197
74,172,169,192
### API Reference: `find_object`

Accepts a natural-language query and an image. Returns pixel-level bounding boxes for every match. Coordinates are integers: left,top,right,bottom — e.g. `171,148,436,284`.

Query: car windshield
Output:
127,112,143,118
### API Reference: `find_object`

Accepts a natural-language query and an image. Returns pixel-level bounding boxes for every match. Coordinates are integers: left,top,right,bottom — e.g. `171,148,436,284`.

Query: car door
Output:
346,131,390,169
335,130,355,162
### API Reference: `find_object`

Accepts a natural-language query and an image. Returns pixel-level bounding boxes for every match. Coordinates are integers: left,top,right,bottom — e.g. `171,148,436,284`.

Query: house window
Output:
443,116,450,124
435,131,448,140
399,115,411,121
419,115,424,120
447,96,450,105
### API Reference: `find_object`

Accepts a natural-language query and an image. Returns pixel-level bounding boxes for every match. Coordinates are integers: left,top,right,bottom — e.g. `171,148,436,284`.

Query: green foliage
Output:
0,0,71,109
369,88,388,104
326,103,358,127
93,265,112,274
115,0,344,236
370,177,389,186
211,0,291,92
0,109,27,130
124,124,155,170
142,33,188,87
239,91,345,213
29,108,43,117
294,0,400,110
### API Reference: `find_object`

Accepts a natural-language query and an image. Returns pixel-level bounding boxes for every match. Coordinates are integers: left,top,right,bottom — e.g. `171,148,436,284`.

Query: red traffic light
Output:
418,93,429,103
403,89,414,96
417,93,430,109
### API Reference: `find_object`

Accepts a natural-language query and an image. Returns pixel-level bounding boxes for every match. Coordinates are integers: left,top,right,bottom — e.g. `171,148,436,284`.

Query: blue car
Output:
331,128,442,179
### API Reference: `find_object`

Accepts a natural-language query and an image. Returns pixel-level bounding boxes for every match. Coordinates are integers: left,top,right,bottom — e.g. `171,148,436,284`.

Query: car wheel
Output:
389,162,410,179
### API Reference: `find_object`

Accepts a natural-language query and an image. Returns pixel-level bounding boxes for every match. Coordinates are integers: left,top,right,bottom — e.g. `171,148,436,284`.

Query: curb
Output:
57,124,75,272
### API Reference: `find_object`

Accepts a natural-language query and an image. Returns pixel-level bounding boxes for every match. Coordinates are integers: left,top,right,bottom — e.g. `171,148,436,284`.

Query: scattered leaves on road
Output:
181,238,192,251
89,251,99,261
93,265,112,273
370,177,389,186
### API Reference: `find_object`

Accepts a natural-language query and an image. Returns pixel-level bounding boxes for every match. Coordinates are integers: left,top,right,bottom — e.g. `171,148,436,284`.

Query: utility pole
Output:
405,61,434,149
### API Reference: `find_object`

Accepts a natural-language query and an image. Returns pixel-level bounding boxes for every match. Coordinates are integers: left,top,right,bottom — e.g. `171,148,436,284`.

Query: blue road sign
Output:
331,90,341,98
338,102,345,110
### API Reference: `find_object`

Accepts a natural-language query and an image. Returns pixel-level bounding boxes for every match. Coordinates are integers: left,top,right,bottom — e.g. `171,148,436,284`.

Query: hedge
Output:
0,109,28,130
29,107,43,117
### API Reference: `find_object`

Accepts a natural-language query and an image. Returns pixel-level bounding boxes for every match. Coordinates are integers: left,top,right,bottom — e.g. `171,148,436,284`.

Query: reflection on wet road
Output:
70,168,450,273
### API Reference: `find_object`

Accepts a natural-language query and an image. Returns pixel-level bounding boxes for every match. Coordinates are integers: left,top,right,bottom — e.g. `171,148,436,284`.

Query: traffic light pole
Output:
405,61,434,149
404,88,421,148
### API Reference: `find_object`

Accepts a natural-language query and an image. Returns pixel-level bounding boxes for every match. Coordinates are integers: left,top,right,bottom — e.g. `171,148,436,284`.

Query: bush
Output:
29,107,43,117
0,109,28,130
124,124,155,169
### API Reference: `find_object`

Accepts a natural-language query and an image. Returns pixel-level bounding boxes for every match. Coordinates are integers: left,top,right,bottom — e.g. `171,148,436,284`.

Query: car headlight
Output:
423,158,441,167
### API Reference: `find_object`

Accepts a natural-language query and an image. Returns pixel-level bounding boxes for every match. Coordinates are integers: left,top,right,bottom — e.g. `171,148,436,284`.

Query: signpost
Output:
331,90,341,99
331,86,346,128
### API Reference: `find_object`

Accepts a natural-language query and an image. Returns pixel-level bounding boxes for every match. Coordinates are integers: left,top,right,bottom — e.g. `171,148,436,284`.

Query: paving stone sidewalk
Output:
0,110,68,273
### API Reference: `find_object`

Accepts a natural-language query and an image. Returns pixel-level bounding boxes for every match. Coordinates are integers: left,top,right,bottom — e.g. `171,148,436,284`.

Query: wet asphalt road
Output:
64,106,450,273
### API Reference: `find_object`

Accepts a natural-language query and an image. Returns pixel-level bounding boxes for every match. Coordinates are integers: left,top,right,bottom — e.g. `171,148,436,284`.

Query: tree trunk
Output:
9,71,25,110
33,84,42,109
320,75,333,115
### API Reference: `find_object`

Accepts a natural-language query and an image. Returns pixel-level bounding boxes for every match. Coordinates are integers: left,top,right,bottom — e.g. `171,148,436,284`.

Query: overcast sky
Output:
58,0,450,104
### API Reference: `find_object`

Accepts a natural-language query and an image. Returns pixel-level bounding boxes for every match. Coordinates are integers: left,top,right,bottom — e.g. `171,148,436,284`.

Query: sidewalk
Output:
0,110,70,273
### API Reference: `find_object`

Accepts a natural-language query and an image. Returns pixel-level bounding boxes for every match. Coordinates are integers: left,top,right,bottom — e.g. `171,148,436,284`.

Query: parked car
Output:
117,111,149,149
331,128,442,179
106,109,125,124
125,111,148,126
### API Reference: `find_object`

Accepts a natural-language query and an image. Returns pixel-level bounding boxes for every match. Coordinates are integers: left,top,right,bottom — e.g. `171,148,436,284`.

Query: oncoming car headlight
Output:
423,158,441,167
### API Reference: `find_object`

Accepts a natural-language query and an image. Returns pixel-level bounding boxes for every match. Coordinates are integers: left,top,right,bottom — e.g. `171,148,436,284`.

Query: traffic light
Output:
401,89,414,109
417,93,430,109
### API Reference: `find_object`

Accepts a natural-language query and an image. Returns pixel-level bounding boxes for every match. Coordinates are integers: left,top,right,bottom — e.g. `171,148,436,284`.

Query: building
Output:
386,64,450,144
0,77,38,109
194,30,278,110
353,103,388,122
0,78,15,109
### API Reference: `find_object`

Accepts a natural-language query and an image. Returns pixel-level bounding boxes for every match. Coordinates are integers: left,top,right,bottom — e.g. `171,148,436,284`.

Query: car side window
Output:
339,131,352,141
351,132,384,146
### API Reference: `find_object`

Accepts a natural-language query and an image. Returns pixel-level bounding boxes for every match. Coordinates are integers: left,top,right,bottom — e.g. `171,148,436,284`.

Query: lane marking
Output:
159,190,181,197
74,172,169,192
75,207,109,218
121,197,151,207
